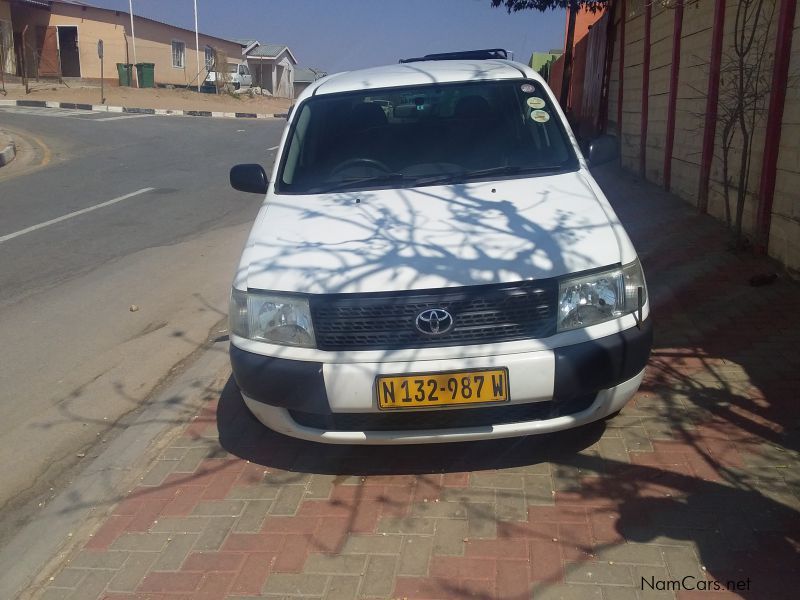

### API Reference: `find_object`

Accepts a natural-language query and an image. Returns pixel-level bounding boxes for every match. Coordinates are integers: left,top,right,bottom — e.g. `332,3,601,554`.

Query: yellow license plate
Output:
376,368,509,410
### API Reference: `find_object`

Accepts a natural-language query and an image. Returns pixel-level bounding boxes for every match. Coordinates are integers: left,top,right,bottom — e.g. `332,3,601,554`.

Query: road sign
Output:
97,39,104,59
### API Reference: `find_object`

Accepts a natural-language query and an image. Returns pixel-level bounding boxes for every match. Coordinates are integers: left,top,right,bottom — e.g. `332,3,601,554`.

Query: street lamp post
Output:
194,0,201,93
128,0,138,87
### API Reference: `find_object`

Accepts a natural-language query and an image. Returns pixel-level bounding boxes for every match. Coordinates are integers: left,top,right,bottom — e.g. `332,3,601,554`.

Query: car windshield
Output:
276,79,578,194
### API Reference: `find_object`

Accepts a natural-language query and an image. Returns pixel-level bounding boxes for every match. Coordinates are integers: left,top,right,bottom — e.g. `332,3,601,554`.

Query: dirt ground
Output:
0,82,292,113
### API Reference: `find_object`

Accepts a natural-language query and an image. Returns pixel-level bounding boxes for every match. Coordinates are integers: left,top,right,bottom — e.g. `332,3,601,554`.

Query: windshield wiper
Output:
314,173,410,192
414,165,562,186
461,165,564,180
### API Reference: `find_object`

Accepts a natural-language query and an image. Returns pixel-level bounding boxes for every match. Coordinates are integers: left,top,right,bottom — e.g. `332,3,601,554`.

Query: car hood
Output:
237,171,628,295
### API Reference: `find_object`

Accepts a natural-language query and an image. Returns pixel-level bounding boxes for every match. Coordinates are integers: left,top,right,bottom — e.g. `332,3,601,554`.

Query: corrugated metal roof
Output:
294,67,326,83
247,43,289,58
12,0,53,7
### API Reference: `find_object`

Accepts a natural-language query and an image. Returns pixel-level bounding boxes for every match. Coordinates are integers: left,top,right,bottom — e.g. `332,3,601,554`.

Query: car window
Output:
276,79,577,194
226,64,238,73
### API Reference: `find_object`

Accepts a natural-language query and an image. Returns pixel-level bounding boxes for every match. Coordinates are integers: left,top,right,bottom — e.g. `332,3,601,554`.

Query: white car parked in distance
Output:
228,48,652,445
205,61,252,90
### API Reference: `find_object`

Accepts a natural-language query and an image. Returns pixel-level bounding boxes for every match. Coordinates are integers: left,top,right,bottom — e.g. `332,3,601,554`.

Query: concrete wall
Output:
619,2,644,170
644,3,672,186
606,0,800,274
10,1,241,86
769,4,800,271
703,1,779,241
606,4,622,136
669,0,715,204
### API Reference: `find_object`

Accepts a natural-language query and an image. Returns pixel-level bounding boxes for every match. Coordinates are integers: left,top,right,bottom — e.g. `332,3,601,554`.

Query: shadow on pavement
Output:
218,371,800,599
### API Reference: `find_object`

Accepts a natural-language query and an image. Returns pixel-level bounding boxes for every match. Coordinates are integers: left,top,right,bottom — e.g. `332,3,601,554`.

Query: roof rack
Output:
399,48,509,64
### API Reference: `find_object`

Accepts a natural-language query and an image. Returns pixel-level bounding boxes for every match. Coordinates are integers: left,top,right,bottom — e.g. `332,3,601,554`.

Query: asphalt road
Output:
0,107,284,543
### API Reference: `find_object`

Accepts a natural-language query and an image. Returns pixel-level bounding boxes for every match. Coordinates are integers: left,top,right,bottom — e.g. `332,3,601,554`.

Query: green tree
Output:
490,1,610,109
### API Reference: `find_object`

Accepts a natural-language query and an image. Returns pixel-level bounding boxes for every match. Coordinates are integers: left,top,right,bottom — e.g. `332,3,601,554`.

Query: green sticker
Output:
526,96,546,109
530,109,550,123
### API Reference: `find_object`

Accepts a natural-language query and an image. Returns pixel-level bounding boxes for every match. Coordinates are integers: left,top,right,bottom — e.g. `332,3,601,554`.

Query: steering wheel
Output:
330,158,392,176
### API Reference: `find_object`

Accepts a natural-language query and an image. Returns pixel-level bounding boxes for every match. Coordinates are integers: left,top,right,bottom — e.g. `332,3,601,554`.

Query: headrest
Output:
350,102,388,129
454,95,491,119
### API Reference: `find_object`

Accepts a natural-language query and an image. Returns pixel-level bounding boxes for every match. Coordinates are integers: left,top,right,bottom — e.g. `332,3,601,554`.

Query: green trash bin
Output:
116,63,133,87
135,63,155,88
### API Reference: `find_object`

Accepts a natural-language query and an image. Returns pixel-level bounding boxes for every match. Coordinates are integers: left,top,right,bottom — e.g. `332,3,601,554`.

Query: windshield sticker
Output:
520,83,535,93
526,96,546,109
530,109,550,123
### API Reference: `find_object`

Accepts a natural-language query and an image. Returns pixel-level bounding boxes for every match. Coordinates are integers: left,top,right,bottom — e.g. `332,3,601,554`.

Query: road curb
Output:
0,99,286,120
0,137,16,168
0,341,231,600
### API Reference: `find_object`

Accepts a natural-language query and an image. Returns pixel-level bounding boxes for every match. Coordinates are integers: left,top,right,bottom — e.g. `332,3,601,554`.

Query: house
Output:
293,66,325,98
529,49,562,81
0,0,243,87
242,41,297,98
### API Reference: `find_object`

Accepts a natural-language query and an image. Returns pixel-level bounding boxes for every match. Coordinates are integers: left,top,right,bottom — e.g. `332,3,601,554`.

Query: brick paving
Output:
37,166,800,599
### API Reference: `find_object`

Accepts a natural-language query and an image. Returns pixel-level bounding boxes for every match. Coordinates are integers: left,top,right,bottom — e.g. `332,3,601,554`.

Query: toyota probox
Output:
227,49,652,444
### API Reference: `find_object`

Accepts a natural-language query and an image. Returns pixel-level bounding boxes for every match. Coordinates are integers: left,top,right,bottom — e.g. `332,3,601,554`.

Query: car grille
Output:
309,279,558,351
289,395,595,432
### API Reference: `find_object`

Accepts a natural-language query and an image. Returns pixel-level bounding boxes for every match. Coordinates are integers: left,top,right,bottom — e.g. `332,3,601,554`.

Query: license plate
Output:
376,368,509,410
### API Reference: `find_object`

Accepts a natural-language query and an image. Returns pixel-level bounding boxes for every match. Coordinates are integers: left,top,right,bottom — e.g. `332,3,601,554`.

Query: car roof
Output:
307,59,541,97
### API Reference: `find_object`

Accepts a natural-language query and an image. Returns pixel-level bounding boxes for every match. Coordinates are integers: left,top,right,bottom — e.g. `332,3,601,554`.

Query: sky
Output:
87,0,567,72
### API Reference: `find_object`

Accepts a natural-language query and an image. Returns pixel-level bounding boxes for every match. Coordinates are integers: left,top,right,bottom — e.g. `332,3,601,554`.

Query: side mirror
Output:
587,135,619,167
230,164,268,194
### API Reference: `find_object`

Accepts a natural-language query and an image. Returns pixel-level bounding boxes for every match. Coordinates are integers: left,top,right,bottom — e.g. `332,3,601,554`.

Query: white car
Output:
205,62,252,90
228,49,651,445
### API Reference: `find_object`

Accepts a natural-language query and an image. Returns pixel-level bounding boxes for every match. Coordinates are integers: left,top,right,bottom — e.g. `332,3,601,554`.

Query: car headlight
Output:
557,260,647,332
229,289,316,347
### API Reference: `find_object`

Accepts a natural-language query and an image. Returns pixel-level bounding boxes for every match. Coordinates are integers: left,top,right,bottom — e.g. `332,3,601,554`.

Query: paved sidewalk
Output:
0,99,286,120
34,166,800,600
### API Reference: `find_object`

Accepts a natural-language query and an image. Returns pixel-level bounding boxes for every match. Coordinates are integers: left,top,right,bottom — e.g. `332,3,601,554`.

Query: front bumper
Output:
231,318,652,445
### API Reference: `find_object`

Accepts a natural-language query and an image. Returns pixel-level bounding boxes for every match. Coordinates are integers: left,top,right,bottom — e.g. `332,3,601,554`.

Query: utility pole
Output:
21,25,29,94
128,0,138,87
98,39,105,104
194,0,201,92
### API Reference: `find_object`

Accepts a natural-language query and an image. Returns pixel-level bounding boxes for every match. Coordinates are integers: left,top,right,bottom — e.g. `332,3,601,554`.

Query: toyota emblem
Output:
415,308,454,336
